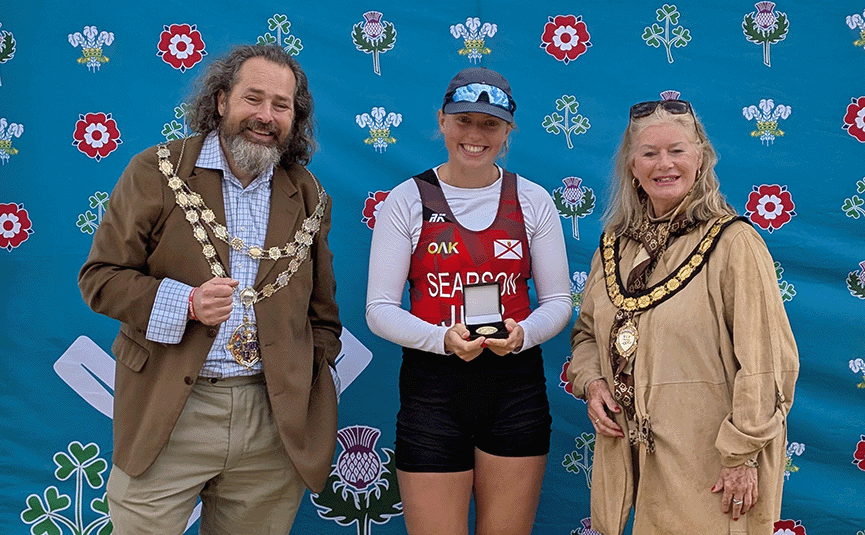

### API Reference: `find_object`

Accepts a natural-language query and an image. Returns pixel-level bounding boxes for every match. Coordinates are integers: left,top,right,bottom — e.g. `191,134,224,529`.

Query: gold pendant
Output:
614,318,639,358
227,316,261,368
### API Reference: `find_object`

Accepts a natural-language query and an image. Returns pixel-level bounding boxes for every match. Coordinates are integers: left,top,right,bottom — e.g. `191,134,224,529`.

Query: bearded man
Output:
79,44,342,535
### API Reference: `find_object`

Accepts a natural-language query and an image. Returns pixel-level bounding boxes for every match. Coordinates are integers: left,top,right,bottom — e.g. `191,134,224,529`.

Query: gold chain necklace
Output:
602,215,736,359
156,141,327,368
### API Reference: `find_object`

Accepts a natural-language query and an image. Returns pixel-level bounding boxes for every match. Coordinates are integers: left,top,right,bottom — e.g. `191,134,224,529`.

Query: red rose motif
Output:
541,15,592,64
744,184,795,233
774,519,807,535
157,23,206,72
853,435,865,471
362,190,390,230
843,96,865,142
0,203,33,251
559,359,578,397
72,112,122,162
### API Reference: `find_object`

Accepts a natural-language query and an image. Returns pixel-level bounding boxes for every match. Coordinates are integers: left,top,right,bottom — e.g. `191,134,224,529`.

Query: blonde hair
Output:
603,106,735,235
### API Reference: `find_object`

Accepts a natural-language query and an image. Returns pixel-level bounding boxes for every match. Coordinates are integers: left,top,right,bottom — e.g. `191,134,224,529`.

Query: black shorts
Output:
395,346,552,472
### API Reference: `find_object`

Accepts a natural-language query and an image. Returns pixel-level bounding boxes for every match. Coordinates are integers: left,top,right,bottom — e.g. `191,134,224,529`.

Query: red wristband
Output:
188,287,199,321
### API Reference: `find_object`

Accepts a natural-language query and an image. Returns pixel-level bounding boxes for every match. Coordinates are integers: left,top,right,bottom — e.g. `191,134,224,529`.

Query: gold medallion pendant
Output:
227,287,261,368
614,318,639,358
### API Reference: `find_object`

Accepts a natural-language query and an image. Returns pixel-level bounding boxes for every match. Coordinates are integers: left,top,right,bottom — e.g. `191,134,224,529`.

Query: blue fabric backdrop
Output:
1,1,863,534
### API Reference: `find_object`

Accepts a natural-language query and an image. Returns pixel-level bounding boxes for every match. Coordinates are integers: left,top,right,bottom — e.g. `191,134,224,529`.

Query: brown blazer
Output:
79,135,341,492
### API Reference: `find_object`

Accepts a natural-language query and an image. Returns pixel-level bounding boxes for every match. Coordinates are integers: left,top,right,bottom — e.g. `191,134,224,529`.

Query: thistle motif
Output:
552,176,595,240
450,17,497,64
311,425,403,535
850,357,865,388
0,117,23,164
356,107,402,153
784,441,804,479
0,22,15,86
742,99,791,145
68,26,114,72
336,426,383,492
742,2,789,67
352,12,396,75
846,10,865,49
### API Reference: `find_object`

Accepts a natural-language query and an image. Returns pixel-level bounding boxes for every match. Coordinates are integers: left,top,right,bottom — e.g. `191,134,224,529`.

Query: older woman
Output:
367,67,571,534
568,98,799,534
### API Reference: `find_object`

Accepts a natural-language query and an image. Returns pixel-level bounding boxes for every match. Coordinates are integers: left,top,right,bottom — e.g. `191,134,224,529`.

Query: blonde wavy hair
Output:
602,105,736,236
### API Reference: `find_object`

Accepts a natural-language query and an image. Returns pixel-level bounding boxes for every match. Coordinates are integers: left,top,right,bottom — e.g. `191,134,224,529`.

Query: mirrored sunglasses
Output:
448,83,516,113
629,99,693,119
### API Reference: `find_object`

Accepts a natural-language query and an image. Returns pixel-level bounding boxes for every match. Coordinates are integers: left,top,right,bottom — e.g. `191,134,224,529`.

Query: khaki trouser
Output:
107,375,304,535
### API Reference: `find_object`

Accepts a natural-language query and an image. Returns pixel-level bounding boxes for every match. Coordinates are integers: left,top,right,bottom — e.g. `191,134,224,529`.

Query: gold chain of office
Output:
602,215,736,313
155,142,327,307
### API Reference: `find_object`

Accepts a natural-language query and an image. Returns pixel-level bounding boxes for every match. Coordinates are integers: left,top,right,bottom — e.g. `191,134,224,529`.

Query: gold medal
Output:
614,318,639,358
476,325,498,336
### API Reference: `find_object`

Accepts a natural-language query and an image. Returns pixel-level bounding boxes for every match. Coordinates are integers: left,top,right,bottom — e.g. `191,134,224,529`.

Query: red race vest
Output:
408,169,532,327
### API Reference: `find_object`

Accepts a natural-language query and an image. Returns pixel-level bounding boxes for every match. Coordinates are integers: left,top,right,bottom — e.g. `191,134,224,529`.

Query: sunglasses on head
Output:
446,83,516,113
629,99,693,119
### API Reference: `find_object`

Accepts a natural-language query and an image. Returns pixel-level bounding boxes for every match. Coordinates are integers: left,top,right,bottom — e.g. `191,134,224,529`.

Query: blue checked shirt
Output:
145,132,273,377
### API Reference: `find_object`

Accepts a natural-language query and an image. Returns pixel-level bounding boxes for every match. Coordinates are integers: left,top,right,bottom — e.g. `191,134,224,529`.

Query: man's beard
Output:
219,119,289,179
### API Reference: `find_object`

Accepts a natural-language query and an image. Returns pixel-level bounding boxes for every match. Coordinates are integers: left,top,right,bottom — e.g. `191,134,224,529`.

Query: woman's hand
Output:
444,323,485,362
585,379,624,438
712,464,759,520
483,318,524,356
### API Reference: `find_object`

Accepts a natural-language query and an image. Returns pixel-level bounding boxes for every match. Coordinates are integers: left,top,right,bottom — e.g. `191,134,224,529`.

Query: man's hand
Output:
191,277,239,325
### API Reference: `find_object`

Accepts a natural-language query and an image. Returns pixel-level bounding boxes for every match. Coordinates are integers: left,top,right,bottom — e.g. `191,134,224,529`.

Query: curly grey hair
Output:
186,44,316,166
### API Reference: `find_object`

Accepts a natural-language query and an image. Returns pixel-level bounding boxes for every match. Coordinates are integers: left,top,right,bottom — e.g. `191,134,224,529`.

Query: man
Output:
79,44,342,534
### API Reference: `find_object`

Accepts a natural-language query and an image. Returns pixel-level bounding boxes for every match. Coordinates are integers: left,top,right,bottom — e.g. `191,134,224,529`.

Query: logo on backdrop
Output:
570,270,588,314
573,517,603,535
361,190,390,230
72,112,122,162
540,14,591,64
543,96,591,149
157,23,206,72
848,261,865,300
785,441,804,480
552,176,595,240
450,17,497,64
744,184,795,233
0,202,33,251
563,431,595,489
257,14,303,56
352,11,396,76
850,358,865,388
47,331,373,531
310,425,402,534
854,435,865,470
843,97,865,143
68,26,114,72
743,99,791,145
642,4,691,63
846,10,865,50
0,117,23,164
20,441,113,535
773,519,807,535
356,107,402,153
742,2,789,67
162,103,191,141
76,191,109,235
0,22,15,86
774,261,796,302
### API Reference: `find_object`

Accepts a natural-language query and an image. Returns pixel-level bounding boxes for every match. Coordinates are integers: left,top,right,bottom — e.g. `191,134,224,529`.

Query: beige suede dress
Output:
569,218,799,535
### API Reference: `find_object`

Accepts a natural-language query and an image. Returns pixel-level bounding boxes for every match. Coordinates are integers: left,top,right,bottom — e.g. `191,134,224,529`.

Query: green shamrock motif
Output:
562,432,595,489
22,442,113,535
78,192,109,235
642,4,691,63
257,14,302,56
543,96,590,149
